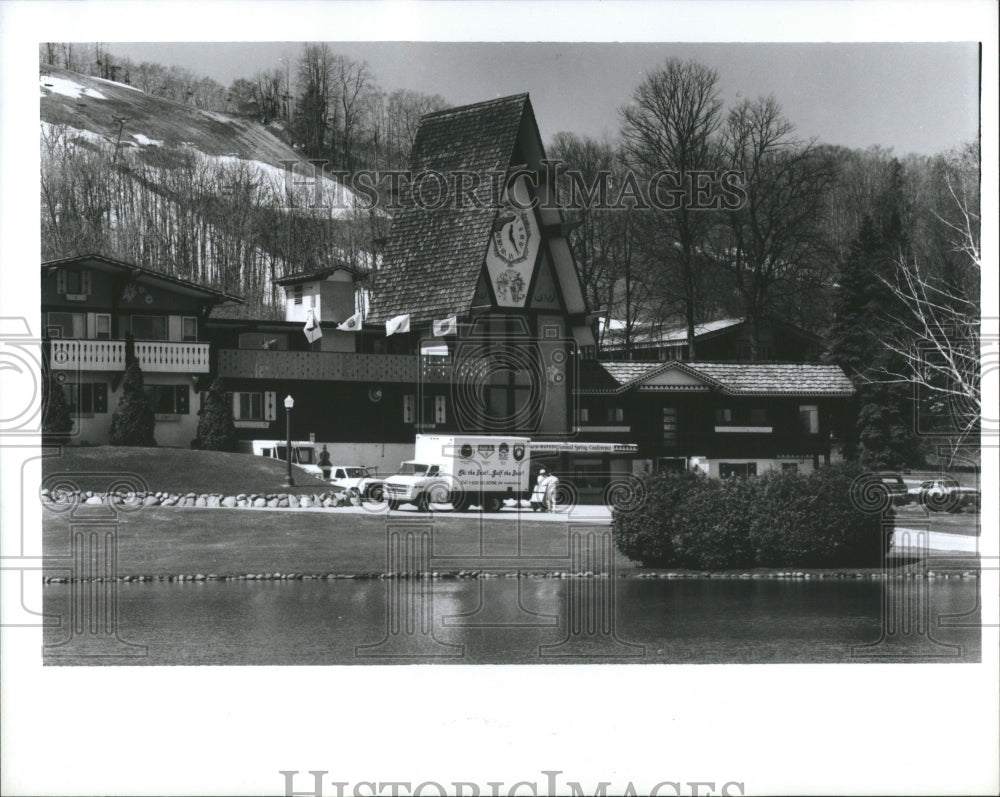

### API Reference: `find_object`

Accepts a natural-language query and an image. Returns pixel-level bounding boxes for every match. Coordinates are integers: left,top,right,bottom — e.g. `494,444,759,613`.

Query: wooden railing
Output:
48,339,210,373
217,348,453,384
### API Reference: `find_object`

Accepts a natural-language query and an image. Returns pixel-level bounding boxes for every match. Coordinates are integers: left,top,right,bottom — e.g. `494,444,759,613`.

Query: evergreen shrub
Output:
613,464,889,569
196,378,237,451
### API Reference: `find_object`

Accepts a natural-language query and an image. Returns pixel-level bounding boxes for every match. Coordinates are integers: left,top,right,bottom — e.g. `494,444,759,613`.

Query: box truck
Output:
382,434,530,512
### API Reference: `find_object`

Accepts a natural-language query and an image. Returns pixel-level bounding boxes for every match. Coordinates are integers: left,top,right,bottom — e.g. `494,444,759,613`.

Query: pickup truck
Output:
329,466,384,501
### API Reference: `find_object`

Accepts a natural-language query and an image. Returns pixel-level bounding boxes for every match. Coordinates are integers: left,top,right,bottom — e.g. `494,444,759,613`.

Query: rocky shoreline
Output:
43,568,980,584
41,487,358,509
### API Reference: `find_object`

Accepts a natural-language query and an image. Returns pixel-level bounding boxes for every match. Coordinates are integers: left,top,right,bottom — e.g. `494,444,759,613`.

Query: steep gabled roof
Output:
41,253,243,304
369,94,529,324
578,359,854,397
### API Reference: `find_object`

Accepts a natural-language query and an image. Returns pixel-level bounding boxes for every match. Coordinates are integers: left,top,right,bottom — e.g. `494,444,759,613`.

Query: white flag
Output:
337,311,363,331
432,316,457,337
385,313,411,336
303,308,322,343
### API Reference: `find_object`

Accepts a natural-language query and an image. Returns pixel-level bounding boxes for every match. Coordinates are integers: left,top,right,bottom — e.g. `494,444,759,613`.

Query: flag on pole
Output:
337,311,363,332
432,316,457,337
385,313,411,336
303,308,322,343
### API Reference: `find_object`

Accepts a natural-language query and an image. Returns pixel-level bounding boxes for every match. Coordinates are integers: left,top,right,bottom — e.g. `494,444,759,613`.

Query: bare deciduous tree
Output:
716,96,836,358
620,58,723,357
872,142,981,463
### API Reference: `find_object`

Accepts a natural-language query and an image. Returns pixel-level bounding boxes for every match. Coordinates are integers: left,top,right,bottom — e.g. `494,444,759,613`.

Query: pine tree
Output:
196,378,237,451
825,211,922,467
42,370,73,439
109,333,156,446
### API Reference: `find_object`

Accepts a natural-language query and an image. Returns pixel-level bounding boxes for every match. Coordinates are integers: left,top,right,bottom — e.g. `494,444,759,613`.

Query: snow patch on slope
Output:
40,75,107,100
92,75,144,92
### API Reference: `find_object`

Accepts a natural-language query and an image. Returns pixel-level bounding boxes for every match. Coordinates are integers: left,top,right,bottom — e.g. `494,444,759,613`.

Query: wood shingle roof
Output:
579,360,855,396
369,94,530,324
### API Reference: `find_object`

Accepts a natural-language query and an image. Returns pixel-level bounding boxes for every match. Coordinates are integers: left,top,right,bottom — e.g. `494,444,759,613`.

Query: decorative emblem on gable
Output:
484,175,540,308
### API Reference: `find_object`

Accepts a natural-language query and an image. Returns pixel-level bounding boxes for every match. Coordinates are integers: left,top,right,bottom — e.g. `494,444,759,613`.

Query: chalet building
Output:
577,359,853,476
598,316,823,362
206,93,607,475
41,254,242,447
41,94,855,486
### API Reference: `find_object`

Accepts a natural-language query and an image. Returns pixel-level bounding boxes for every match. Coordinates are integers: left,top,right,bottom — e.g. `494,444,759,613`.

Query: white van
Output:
251,440,323,478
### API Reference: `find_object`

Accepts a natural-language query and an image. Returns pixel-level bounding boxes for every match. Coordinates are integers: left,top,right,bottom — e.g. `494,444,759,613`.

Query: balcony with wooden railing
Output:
48,339,211,373
217,348,454,384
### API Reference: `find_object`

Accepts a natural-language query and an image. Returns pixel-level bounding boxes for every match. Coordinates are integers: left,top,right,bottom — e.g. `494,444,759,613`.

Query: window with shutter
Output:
403,394,415,424
434,395,446,424
264,391,277,421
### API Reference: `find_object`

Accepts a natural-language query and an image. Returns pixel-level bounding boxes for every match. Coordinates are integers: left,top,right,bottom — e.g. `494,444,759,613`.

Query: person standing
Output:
542,470,559,513
531,470,548,511
318,445,332,480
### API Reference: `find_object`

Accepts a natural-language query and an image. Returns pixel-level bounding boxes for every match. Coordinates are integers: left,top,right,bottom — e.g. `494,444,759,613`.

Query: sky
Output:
104,41,981,156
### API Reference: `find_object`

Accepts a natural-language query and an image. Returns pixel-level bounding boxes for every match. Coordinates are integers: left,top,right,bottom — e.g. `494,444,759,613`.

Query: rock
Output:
266,497,279,508
221,496,236,508
207,495,221,508
277,497,290,508
85,495,103,505
236,494,247,502
195,496,208,507
299,496,312,508
323,497,336,508
252,497,266,508
143,495,160,506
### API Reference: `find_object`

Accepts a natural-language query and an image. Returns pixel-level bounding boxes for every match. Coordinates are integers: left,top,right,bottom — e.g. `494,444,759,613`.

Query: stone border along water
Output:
42,569,980,584
40,487,361,509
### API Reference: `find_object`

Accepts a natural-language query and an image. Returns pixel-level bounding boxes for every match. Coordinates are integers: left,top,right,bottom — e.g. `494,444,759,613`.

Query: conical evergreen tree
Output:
196,378,237,451
42,370,73,439
109,333,156,446
825,209,922,468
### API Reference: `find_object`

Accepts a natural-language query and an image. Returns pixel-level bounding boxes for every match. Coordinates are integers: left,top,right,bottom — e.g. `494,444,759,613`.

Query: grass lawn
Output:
895,505,980,536
42,446,332,495
43,505,636,577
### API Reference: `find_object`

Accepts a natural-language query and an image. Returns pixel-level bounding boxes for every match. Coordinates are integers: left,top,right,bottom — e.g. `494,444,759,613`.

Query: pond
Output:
43,576,980,664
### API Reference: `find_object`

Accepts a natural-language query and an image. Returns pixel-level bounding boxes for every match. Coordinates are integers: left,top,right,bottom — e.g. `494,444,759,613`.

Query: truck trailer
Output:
382,434,531,512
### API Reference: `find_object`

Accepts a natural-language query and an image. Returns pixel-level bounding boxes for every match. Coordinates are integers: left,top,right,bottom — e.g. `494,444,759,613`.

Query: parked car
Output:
909,478,980,512
873,473,911,506
329,466,384,501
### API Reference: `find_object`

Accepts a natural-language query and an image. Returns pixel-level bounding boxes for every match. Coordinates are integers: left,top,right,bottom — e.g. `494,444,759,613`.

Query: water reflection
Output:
43,578,981,665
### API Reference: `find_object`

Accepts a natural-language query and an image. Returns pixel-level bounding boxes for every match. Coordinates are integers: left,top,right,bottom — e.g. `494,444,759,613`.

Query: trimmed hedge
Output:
613,464,890,569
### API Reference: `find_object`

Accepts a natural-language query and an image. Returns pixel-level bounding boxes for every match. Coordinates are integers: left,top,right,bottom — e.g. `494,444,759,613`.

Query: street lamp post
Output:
283,394,295,488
